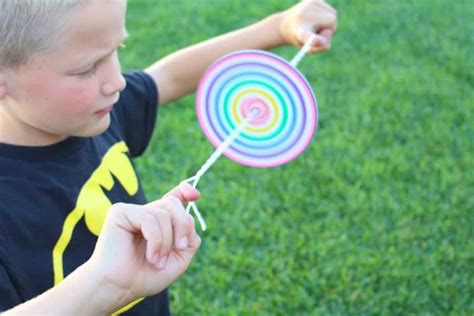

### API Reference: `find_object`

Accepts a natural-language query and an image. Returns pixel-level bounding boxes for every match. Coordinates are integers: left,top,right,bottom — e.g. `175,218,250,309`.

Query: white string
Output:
183,115,254,231
184,38,315,231
289,33,317,67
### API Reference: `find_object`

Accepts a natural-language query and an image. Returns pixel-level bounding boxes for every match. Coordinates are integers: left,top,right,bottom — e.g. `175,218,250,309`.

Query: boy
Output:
0,0,337,314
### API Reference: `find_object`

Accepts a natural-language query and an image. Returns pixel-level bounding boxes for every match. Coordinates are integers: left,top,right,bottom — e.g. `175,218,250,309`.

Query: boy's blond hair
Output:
0,0,83,68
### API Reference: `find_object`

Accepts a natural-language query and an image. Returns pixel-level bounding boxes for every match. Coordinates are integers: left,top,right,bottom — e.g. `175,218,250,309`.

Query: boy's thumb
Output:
297,29,324,47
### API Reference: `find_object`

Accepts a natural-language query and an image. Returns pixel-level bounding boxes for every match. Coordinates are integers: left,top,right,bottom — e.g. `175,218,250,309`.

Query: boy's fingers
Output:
300,8,337,32
186,215,202,250
163,182,201,203
312,0,337,15
297,27,333,53
313,28,333,50
298,30,324,46
147,196,193,251
150,208,173,269
112,204,165,266
319,28,333,44
313,11,337,30
141,215,164,266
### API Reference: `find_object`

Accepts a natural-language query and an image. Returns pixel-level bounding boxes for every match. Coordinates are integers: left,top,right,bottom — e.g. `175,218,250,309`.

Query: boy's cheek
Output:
58,79,103,112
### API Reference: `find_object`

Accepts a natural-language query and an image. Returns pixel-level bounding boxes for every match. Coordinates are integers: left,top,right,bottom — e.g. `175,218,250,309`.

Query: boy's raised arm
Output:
145,0,337,106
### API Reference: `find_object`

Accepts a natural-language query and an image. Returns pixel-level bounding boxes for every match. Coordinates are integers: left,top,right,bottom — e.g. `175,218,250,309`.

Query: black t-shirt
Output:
0,72,170,315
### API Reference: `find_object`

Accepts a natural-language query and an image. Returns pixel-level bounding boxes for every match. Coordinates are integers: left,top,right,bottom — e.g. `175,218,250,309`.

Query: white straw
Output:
184,116,254,231
290,33,317,67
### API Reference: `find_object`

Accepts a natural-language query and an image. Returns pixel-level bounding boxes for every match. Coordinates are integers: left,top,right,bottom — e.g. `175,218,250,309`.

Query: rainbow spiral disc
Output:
196,50,318,168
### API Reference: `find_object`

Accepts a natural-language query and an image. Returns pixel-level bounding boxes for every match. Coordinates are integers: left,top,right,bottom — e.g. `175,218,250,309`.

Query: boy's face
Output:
0,0,128,145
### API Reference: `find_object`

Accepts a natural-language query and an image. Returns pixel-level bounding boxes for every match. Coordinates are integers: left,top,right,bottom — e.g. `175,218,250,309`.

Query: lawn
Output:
121,0,473,314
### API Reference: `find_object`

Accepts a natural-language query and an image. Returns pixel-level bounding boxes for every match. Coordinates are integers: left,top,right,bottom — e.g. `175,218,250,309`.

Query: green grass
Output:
122,0,473,314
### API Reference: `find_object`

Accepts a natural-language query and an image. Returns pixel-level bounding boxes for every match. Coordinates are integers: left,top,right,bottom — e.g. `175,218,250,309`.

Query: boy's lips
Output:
94,105,114,116
94,96,119,116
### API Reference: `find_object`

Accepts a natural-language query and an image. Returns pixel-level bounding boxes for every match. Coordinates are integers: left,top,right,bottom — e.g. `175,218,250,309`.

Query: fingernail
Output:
178,236,189,249
157,256,168,269
316,37,327,46
152,253,159,265
180,182,193,194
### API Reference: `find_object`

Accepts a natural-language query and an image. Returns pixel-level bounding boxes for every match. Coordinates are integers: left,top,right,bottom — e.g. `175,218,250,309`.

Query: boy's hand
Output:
279,0,337,53
86,183,201,308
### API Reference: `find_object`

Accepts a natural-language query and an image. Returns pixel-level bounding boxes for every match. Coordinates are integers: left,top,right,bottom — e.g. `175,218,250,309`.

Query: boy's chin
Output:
75,116,111,138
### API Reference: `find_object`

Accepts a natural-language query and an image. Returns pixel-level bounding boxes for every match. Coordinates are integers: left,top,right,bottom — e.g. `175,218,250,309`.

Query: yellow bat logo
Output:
52,141,143,313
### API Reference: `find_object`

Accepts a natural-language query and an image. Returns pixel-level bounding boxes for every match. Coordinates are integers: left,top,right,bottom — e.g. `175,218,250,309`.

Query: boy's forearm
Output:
146,13,285,105
3,262,128,316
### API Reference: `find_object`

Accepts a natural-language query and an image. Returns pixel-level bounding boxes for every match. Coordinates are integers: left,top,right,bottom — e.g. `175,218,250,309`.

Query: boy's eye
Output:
77,64,97,77
73,47,120,77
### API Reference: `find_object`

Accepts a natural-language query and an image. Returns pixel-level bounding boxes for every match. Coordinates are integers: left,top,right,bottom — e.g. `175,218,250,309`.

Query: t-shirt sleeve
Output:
112,71,159,157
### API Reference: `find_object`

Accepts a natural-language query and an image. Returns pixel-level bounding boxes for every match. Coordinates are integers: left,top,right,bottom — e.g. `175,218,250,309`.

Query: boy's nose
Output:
102,72,126,96
113,71,127,92
101,51,127,96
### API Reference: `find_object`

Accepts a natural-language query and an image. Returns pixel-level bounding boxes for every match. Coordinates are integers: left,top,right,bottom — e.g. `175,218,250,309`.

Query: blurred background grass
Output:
121,0,473,314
